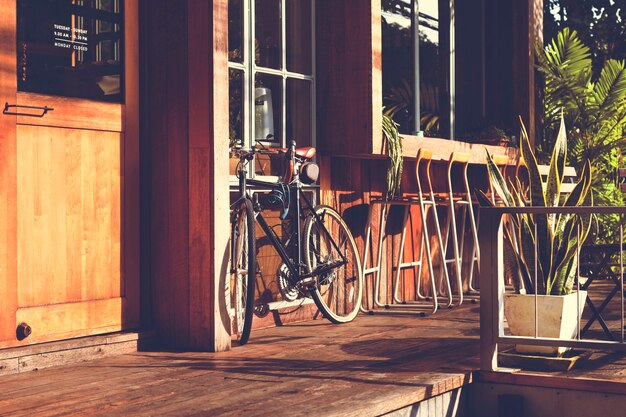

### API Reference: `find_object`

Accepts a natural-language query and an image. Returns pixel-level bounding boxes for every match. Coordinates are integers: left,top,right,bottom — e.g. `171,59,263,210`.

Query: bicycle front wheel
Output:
303,205,363,323
230,198,256,344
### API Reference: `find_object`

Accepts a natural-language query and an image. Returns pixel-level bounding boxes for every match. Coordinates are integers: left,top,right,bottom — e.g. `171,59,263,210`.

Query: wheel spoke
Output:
303,206,363,323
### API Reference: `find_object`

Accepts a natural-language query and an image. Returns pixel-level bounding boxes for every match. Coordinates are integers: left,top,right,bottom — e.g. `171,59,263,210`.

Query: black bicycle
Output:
229,141,363,344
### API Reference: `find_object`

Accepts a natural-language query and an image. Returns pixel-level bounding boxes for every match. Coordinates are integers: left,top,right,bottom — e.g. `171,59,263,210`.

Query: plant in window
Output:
382,113,403,199
383,80,440,136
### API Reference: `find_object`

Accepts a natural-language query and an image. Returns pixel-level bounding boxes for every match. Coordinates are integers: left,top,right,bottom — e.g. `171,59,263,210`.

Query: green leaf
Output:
485,150,515,207
476,190,495,207
520,120,552,283
546,115,567,207
549,217,580,295
563,160,592,207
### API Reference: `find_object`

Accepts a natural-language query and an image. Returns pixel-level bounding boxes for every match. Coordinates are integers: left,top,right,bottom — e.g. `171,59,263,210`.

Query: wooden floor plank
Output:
0,304,624,416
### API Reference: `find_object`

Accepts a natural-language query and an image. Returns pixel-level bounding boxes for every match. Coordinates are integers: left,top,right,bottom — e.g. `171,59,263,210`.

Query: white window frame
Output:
229,0,316,182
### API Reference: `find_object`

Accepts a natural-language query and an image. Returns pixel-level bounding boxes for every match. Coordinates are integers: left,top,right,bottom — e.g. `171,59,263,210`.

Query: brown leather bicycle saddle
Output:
272,146,316,160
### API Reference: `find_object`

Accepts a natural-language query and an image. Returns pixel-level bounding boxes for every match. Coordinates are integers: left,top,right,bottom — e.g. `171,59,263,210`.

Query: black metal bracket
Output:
3,102,54,117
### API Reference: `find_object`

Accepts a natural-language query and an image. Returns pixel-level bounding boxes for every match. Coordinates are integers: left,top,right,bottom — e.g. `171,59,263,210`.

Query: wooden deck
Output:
1,306,480,416
1,303,625,416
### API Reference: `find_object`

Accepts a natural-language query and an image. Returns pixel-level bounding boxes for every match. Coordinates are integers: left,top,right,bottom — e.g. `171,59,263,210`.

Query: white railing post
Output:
479,208,504,371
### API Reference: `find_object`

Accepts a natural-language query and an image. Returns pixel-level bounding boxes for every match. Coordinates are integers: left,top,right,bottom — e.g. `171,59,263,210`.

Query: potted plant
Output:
479,115,592,356
478,126,510,147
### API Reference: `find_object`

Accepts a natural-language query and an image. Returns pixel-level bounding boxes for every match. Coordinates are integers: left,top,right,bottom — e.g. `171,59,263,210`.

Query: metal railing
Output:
479,206,626,371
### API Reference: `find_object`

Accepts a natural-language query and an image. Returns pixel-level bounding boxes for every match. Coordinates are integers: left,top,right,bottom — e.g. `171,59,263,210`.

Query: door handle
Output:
3,102,54,117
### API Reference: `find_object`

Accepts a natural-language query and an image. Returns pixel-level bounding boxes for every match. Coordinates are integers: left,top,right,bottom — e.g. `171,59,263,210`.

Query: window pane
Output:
255,73,282,144
230,69,244,175
382,0,446,138
255,0,281,69
286,0,311,75
382,0,413,134
418,0,441,138
230,69,245,145
17,0,124,102
228,0,244,63
254,73,283,177
286,78,312,148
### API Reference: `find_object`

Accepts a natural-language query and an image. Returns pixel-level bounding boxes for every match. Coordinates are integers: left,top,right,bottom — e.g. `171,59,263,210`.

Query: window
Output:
17,0,124,103
382,0,453,138
229,0,315,177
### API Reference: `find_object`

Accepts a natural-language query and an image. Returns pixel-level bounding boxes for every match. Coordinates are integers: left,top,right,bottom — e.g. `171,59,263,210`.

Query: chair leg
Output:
387,205,437,313
432,200,453,307
447,197,464,306
360,203,376,313
367,203,428,316
464,197,481,296
467,207,480,293
418,201,441,310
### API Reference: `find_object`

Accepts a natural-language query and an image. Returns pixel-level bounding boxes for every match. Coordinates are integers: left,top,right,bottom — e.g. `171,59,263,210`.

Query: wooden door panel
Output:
16,92,124,132
0,0,139,349
17,124,123,308
15,297,125,345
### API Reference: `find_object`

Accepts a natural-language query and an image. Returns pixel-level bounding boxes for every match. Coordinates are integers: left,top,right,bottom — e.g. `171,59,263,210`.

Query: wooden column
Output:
0,0,17,345
484,0,542,144
511,0,543,145
143,0,230,351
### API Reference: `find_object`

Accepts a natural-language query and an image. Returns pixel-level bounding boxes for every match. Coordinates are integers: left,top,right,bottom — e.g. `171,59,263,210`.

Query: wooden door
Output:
0,0,139,349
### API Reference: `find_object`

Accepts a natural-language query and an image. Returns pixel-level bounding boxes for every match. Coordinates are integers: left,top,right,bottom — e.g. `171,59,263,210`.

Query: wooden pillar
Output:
0,0,17,345
142,0,230,351
511,0,543,145
484,0,542,144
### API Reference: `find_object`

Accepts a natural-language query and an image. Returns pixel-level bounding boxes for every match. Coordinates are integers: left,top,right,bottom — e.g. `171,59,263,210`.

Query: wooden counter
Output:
325,135,519,166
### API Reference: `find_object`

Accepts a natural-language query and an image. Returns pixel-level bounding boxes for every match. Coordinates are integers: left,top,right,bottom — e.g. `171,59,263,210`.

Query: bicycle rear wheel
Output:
303,205,363,323
230,198,256,344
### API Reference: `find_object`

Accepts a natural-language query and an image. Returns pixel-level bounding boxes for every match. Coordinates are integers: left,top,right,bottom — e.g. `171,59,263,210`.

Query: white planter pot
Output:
504,291,587,355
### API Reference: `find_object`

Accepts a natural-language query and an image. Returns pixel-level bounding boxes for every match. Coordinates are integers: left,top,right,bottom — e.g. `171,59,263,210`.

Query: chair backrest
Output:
447,152,471,194
415,148,434,195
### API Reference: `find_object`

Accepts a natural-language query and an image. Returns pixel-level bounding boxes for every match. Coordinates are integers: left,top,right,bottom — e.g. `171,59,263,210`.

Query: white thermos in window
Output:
255,87,274,141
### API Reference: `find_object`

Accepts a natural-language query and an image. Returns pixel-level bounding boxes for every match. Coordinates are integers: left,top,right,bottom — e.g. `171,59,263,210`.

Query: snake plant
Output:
479,115,592,295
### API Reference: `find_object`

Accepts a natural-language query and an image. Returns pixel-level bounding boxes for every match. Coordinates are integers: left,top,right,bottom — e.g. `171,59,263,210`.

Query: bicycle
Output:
229,140,363,344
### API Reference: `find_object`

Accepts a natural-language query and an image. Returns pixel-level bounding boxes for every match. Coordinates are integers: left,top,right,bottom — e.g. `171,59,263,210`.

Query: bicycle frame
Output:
231,155,348,287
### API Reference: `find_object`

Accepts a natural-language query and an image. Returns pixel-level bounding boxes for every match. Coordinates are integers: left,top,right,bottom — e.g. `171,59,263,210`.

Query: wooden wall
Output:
136,0,539,348
142,0,230,351
315,0,382,156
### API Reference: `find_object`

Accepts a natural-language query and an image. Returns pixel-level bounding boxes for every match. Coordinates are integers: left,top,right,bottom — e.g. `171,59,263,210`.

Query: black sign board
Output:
17,0,124,102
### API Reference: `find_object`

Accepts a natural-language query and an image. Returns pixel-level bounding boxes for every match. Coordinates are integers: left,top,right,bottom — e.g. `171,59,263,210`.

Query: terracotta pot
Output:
504,291,587,356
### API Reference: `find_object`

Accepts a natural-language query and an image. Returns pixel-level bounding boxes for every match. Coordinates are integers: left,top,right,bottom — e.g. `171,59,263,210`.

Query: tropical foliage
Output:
480,116,592,295
536,28,626,240
544,0,626,76
382,113,403,199
383,80,440,136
